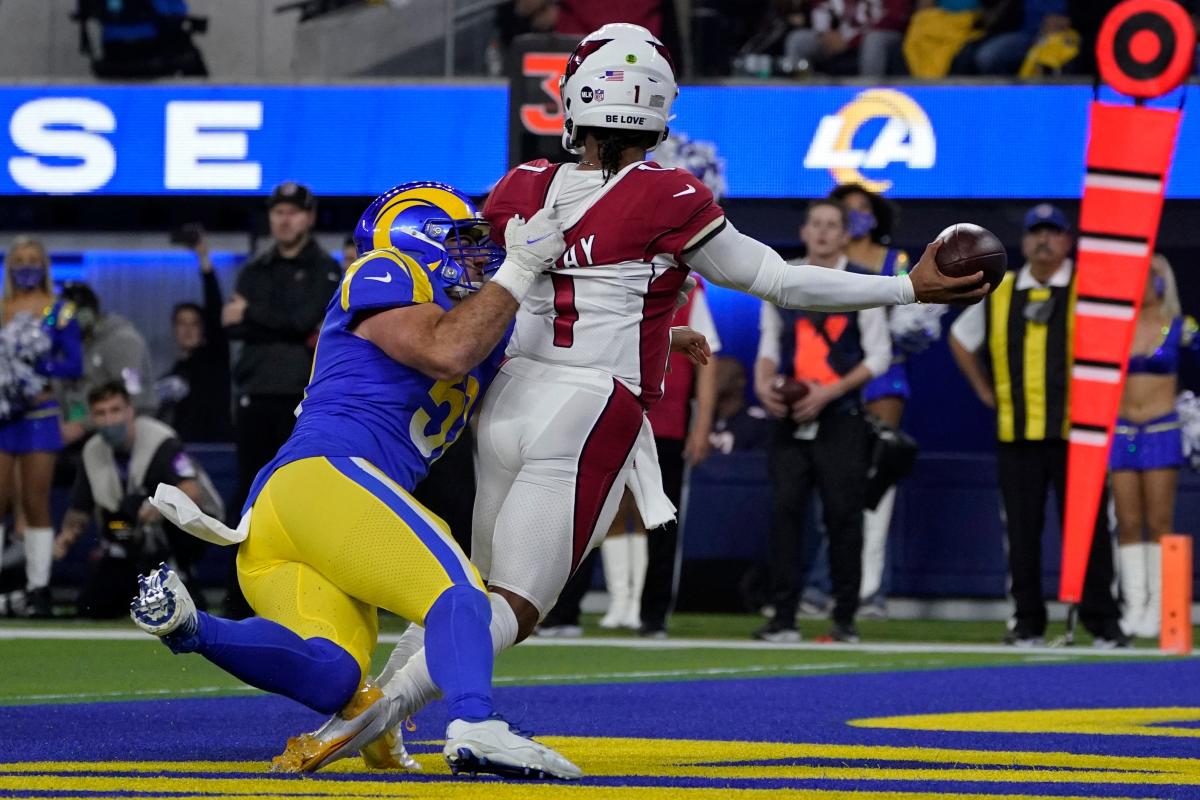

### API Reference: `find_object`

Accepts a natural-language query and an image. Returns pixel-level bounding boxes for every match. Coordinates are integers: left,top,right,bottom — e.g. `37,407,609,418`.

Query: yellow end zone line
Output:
0,626,1185,657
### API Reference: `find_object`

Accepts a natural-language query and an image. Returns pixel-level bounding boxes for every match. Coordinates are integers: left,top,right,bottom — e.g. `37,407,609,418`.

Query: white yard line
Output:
3,685,260,703
493,662,858,684
0,663,859,704
0,626,1184,657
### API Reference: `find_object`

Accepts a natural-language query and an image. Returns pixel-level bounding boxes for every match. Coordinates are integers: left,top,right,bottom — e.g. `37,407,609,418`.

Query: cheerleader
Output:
1111,255,1198,639
0,237,82,616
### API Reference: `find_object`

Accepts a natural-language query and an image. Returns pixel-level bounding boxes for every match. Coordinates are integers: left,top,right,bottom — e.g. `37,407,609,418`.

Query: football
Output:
934,223,1007,294
772,375,810,406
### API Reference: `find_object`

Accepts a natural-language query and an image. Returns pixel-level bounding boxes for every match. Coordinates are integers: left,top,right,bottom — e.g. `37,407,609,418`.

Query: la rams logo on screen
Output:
803,88,936,194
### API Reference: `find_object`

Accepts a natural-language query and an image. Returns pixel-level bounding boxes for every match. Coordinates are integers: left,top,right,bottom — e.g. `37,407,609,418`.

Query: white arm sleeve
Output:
757,301,783,364
949,302,986,353
685,221,916,311
687,289,722,353
857,306,892,377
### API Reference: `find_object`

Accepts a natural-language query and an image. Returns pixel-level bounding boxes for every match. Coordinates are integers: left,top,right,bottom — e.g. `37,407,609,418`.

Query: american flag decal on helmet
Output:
604,70,624,81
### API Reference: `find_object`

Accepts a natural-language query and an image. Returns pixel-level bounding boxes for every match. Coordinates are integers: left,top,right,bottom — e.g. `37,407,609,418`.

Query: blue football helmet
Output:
353,182,504,293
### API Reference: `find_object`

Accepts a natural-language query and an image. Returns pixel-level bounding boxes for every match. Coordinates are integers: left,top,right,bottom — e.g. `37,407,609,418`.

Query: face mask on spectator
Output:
847,210,876,239
11,266,44,290
98,422,128,450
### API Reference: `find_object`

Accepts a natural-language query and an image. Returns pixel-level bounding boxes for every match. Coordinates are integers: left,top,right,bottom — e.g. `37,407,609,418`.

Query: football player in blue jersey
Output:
129,182,581,779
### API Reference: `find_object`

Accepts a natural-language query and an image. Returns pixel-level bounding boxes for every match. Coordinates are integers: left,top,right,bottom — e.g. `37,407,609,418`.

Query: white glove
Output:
675,274,698,310
491,208,565,303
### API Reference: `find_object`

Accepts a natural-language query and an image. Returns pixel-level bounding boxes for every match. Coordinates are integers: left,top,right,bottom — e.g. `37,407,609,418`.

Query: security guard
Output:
223,182,341,518
950,203,1125,647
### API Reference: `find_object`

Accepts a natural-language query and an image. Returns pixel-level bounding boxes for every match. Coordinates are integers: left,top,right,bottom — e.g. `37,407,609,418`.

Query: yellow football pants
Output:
236,456,484,675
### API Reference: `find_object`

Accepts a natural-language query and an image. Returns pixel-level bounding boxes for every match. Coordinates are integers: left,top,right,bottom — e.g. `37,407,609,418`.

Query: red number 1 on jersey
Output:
551,273,578,348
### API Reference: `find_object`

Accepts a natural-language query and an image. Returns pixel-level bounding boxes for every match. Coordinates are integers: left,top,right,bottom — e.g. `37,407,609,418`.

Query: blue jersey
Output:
243,247,509,514
37,299,83,380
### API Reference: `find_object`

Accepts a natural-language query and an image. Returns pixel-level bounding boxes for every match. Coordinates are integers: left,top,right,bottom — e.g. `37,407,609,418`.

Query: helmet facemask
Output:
415,217,504,298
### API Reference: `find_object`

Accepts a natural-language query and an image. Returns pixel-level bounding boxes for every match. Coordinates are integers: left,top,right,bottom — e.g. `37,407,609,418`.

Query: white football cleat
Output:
271,683,394,773
444,717,582,780
129,563,199,653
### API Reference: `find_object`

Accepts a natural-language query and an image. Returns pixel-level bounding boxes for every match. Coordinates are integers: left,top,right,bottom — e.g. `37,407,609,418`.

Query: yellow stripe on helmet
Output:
369,186,477,251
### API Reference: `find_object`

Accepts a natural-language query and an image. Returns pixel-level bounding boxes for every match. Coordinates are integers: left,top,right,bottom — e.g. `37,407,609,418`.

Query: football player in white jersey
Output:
311,22,988,770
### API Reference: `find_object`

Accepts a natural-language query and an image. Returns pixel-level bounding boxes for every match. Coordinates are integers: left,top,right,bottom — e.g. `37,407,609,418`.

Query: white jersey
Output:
484,159,725,406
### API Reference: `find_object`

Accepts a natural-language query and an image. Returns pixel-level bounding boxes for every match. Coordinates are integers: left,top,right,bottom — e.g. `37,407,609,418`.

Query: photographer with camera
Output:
58,282,158,449
52,381,223,618
158,226,232,442
753,199,892,645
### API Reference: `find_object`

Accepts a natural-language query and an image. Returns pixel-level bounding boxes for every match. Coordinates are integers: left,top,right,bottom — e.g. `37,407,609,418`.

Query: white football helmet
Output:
559,23,678,154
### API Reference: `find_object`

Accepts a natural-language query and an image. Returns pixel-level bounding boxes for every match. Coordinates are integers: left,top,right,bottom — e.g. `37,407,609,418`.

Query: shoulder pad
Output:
340,248,436,314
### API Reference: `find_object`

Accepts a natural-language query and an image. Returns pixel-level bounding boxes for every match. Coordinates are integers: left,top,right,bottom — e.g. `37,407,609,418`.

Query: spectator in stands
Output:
515,0,683,65
158,231,232,443
710,356,773,454
517,0,669,37
753,200,890,644
783,0,913,76
1111,255,1197,640
58,282,158,446
52,381,222,618
77,0,209,79
828,183,939,618
341,236,358,272
224,181,340,518
0,237,83,617
949,203,1127,646
950,0,1070,75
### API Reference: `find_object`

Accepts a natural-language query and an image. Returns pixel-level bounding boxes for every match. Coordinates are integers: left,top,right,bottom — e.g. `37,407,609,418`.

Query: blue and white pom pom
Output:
652,132,728,203
0,312,52,420
888,302,948,354
1177,391,1200,471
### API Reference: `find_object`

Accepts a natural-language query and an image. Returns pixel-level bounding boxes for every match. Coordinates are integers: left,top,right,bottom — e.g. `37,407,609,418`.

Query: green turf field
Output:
0,614,1175,706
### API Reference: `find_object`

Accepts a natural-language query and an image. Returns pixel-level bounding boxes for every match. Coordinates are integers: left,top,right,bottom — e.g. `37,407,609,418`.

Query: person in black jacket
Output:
159,232,233,442
222,182,341,516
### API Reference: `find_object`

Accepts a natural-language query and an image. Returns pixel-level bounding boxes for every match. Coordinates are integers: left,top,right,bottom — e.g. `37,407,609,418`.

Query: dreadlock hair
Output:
578,126,662,182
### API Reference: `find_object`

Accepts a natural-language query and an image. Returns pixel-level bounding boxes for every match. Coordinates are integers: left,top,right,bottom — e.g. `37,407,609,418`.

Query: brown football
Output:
772,375,810,406
934,223,1007,295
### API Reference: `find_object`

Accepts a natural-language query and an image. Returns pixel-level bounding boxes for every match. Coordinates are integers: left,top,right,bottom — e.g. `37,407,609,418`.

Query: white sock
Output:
861,487,895,600
599,536,631,628
382,594,521,718
1118,543,1147,636
375,622,426,688
489,592,519,653
1142,542,1162,639
624,532,648,629
24,527,52,590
